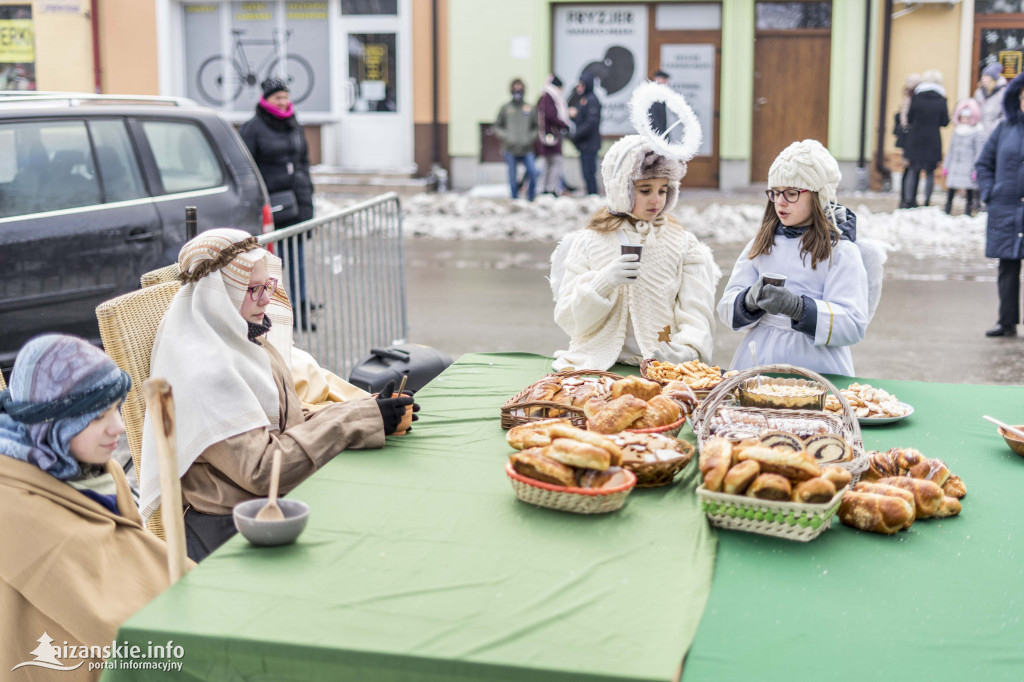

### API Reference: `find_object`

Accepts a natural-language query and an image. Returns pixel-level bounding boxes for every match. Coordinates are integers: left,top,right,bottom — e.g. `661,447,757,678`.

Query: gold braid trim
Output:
178,237,261,284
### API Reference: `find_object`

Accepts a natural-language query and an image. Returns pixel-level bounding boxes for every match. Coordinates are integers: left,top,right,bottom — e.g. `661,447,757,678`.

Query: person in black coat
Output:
901,69,949,208
240,78,315,324
975,72,1024,337
649,70,670,136
569,72,602,195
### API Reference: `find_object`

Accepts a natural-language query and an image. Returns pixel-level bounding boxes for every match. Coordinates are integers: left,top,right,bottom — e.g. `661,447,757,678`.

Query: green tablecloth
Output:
683,375,1024,681
105,353,717,682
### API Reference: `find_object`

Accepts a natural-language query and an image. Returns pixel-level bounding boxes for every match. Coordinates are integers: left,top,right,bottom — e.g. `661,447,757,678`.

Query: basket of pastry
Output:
640,359,724,400
505,419,636,514
692,364,868,481
605,431,696,487
837,447,965,535
695,436,853,542
500,370,622,429
583,376,696,438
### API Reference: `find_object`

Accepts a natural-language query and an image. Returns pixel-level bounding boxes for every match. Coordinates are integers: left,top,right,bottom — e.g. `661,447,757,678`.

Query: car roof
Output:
0,92,221,120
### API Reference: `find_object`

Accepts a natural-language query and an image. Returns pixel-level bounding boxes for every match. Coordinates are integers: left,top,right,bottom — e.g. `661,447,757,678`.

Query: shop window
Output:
342,0,397,15
348,33,397,112
980,29,1024,78
141,121,223,194
977,1,1024,12
755,2,831,30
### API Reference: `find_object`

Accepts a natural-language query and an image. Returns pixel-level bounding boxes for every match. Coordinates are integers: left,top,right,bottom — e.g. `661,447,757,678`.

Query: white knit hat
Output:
767,139,842,227
602,135,687,215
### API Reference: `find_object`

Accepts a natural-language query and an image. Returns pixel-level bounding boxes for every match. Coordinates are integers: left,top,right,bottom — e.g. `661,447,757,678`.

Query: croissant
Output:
839,491,915,535
610,376,662,402
699,437,732,473
791,477,837,504
877,477,943,518
543,438,611,471
701,453,731,492
629,394,683,429
892,448,932,479
510,449,576,488
820,465,852,491
583,397,607,420
587,395,648,434
923,458,951,487
942,475,967,499
933,495,962,518
861,450,900,482
722,460,760,495
852,482,915,528
523,379,562,416
747,473,792,501
736,446,821,482
506,418,570,450
546,423,623,466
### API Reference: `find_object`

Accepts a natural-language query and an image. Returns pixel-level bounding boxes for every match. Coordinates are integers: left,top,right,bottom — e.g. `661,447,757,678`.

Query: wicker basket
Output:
623,439,696,487
692,364,868,483
696,484,849,542
639,358,723,402
500,369,622,429
505,462,637,514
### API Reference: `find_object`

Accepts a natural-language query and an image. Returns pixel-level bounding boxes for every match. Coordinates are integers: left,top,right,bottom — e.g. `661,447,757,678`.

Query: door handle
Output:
125,229,160,243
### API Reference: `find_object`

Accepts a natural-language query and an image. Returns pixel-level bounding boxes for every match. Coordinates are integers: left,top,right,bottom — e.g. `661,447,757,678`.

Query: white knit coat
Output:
552,220,720,371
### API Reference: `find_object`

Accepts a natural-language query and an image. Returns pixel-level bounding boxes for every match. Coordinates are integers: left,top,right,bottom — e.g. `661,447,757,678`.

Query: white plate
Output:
857,401,914,426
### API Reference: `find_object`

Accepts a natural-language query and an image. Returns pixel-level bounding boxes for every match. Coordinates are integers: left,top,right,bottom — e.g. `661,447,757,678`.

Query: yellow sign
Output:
999,51,1022,78
0,19,33,63
362,44,387,83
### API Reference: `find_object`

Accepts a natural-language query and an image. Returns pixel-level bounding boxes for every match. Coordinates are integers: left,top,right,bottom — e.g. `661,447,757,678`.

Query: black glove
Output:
376,380,419,435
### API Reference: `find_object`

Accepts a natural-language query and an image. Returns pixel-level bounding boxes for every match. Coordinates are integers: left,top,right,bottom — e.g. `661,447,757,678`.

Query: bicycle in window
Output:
197,29,314,106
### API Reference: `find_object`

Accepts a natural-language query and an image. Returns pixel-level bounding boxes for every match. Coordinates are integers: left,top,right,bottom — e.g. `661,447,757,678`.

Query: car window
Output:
0,120,100,218
88,119,147,203
141,120,223,194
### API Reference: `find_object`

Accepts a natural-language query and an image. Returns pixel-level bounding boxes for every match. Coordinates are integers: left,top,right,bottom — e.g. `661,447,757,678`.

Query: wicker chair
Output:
0,371,6,391
140,263,180,288
95,281,181,538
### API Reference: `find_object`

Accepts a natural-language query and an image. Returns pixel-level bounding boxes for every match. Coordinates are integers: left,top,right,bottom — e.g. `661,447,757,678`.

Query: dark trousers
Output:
580,151,599,196
902,164,935,208
945,189,975,215
997,258,1023,328
280,233,307,305
184,507,237,562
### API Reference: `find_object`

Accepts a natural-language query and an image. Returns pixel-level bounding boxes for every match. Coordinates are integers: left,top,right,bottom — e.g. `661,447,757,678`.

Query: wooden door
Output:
751,29,830,181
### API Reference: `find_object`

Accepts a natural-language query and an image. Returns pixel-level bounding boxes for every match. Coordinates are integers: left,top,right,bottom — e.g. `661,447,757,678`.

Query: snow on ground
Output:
317,192,986,259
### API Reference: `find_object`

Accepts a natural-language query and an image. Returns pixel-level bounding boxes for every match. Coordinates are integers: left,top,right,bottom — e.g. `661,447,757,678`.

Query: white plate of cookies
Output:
824,383,913,425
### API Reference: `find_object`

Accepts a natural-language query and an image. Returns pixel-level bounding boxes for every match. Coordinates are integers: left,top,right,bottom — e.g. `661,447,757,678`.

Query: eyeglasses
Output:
765,188,809,203
246,278,278,301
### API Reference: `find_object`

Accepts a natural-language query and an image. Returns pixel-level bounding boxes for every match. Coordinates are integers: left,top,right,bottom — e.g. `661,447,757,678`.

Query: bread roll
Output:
804,433,853,464
757,430,804,452
746,473,792,501
852,482,915,528
877,477,943,518
723,460,760,495
577,466,628,490
510,449,576,488
861,450,899,482
736,445,822,481
820,465,852,491
588,395,648,434
661,380,698,413
942,475,966,499
610,376,662,402
506,419,570,450
839,491,915,534
544,438,611,470
546,423,623,466
699,437,732,472
924,458,951,487
701,454,731,493
933,495,962,518
791,477,837,504
523,379,561,416
893,448,932,479
629,394,682,429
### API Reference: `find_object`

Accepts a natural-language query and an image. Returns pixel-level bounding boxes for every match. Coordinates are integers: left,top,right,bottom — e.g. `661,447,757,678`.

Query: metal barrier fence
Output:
259,192,408,381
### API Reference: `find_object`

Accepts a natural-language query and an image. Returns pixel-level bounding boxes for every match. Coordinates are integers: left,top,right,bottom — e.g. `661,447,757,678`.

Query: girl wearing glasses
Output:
717,140,869,375
141,229,416,562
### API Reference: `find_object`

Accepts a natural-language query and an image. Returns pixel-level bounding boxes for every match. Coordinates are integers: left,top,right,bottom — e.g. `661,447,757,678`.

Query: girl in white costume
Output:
553,83,720,371
717,140,869,376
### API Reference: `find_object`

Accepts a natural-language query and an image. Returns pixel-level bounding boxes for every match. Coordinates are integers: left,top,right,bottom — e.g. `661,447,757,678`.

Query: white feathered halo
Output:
628,81,702,162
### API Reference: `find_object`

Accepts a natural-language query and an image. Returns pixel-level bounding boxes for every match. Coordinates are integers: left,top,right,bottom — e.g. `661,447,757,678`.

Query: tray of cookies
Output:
505,419,637,513
695,435,853,542
823,383,913,425
500,370,622,429
640,358,725,400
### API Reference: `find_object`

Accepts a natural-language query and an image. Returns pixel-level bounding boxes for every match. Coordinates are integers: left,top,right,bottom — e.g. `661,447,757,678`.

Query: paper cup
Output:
762,273,787,287
621,244,642,280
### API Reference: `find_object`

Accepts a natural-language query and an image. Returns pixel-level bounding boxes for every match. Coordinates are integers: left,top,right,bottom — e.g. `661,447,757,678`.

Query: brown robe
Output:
0,457,181,681
180,340,385,516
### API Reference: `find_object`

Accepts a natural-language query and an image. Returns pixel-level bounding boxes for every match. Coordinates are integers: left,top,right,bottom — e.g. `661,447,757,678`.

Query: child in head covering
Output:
717,140,869,376
552,84,720,371
141,229,416,562
942,98,984,216
0,334,183,676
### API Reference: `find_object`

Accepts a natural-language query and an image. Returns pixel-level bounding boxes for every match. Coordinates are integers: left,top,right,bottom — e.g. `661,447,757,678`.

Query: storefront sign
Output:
660,44,715,157
0,5,35,91
553,4,649,136
999,50,1022,78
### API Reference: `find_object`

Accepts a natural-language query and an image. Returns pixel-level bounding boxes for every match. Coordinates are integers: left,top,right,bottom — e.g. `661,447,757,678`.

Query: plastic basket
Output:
500,369,622,430
696,484,850,542
505,461,636,514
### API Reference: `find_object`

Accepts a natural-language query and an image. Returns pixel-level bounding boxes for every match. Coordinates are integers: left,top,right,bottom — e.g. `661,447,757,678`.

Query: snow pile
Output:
318,194,987,259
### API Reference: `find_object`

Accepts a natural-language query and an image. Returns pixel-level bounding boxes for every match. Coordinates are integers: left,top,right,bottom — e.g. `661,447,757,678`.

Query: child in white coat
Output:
717,140,869,376
552,133,720,371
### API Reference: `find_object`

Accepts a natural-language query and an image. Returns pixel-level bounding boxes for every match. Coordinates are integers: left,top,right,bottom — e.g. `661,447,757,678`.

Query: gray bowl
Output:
233,498,310,546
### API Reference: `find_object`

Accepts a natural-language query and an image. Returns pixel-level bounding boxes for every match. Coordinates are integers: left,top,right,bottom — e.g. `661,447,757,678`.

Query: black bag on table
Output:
348,344,453,394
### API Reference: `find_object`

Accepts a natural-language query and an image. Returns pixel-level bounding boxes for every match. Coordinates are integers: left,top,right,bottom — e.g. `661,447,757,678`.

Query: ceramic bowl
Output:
998,426,1024,458
233,498,310,546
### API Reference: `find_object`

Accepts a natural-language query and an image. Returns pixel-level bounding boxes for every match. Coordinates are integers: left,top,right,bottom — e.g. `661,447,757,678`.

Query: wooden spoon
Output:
256,449,284,521
983,415,1024,441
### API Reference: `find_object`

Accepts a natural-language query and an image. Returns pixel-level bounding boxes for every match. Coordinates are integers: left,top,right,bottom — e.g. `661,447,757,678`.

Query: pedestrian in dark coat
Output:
902,69,949,208
240,78,315,320
534,74,569,196
570,72,602,195
975,71,1024,337
649,70,670,136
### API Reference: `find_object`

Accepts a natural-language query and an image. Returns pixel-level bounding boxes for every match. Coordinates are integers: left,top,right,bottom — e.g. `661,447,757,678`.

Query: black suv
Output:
0,94,272,372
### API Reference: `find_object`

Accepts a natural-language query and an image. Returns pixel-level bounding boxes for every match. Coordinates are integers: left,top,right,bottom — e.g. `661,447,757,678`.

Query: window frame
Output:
129,116,229,197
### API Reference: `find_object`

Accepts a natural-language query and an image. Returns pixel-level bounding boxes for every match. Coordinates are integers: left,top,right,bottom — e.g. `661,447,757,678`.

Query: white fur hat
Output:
601,135,687,215
767,139,841,221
